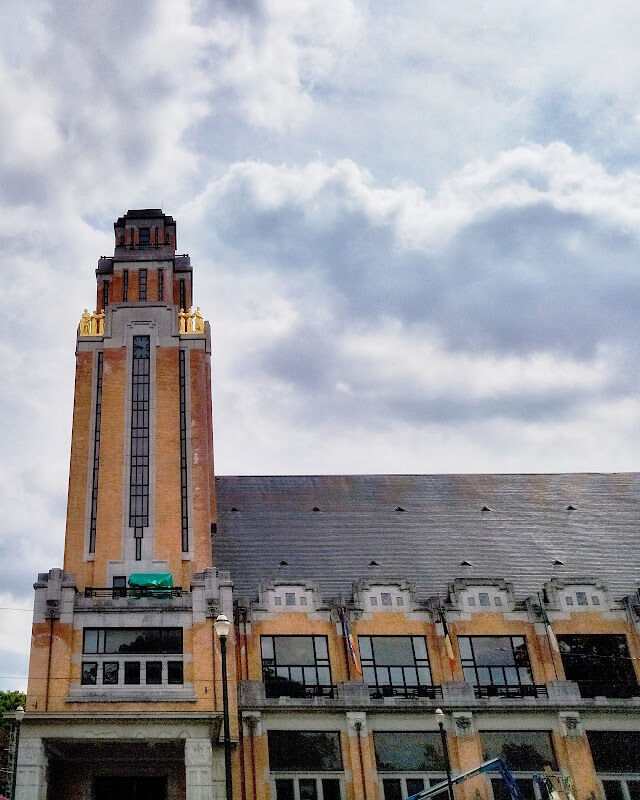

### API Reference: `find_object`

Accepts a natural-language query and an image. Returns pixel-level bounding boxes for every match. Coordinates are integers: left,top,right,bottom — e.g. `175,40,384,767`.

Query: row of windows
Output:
260,634,638,700
81,659,183,686
83,627,183,654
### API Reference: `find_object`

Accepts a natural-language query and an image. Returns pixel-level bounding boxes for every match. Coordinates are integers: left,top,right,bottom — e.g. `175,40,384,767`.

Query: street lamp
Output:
435,708,454,800
214,614,233,800
10,705,25,800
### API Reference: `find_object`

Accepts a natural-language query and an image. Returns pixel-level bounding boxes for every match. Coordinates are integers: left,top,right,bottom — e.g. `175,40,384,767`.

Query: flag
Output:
440,610,456,676
539,601,560,652
339,607,362,675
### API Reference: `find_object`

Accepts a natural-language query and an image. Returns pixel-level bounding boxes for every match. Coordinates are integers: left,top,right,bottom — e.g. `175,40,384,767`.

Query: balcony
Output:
575,680,640,699
473,683,548,699
83,586,183,599
369,684,443,700
264,677,336,699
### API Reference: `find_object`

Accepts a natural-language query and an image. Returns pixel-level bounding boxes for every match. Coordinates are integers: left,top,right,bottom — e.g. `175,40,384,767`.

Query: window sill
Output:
66,684,196,703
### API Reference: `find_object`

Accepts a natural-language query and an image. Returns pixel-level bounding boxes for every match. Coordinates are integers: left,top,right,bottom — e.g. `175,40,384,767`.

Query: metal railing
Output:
576,680,640,699
83,586,183,599
116,242,171,250
369,684,444,700
474,683,548,699
265,679,336,699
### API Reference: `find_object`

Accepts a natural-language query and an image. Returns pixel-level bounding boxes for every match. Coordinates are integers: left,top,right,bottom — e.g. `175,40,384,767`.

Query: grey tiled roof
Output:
214,473,640,602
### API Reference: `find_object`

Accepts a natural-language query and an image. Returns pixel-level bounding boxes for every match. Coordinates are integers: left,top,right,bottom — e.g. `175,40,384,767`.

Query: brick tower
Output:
19,211,234,800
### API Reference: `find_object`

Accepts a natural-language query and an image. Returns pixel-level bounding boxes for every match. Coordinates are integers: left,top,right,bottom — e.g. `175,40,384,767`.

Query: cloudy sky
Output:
3,0,640,688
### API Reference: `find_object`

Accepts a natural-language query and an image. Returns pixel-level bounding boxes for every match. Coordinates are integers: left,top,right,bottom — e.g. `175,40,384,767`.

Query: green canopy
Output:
128,573,174,588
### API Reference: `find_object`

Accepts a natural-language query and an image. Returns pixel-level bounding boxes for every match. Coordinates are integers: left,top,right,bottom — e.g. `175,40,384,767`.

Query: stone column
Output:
185,739,216,800
15,738,47,800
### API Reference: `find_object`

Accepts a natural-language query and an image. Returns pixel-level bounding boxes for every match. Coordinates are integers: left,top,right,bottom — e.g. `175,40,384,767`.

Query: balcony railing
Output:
575,680,640,699
116,241,171,250
474,683,548,699
83,586,183,599
265,678,336,699
369,684,443,700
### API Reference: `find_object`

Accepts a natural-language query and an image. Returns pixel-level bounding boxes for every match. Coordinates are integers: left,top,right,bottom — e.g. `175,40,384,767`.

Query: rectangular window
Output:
179,279,186,310
275,778,342,800
158,268,164,301
124,661,141,685
481,731,557,771
88,351,103,554
102,280,109,308
138,227,150,245
112,576,126,598
103,662,119,685
83,628,183,654
374,732,445,772
179,350,189,552
138,269,147,301
587,731,640,773
167,661,184,684
146,661,163,685
359,636,434,699
458,636,537,698
380,778,446,800
123,269,128,301
129,335,150,559
81,662,97,685
558,635,638,698
268,731,342,772
261,636,332,698
285,592,296,605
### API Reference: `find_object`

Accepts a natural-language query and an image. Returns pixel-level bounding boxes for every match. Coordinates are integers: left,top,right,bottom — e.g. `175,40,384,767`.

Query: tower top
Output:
112,208,177,257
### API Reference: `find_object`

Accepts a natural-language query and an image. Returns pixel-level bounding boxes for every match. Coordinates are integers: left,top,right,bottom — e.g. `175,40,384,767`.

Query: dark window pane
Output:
84,629,98,653
602,782,625,800
146,661,162,685
102,628,182,654
81,662,97,685
374,732,444,771
558,636,637,697
167,661,183,684
627,782,640,800
472,637,516,666
588,732,640,772
372,637,416,665
407,779,425,796
139,228,150,244
268,731,343,771
322,779,341,800
299,779,318,800
124,662,140,685
382,779,402,800
481,732,557,771
103,662,119,685
275,780,295,800
274,637,317,665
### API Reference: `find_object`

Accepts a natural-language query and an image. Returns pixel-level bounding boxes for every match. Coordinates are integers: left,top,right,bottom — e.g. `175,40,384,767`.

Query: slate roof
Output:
214,473,640,602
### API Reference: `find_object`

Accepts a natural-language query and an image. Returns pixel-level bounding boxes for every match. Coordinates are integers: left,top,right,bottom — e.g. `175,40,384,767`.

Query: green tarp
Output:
128,573,174,588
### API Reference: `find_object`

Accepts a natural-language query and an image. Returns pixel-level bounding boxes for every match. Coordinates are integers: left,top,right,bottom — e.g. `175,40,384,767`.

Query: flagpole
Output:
538,593,559,680
339,607,353,681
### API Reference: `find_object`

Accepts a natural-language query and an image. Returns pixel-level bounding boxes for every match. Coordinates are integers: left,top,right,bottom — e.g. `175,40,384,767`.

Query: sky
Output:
2,0,640,689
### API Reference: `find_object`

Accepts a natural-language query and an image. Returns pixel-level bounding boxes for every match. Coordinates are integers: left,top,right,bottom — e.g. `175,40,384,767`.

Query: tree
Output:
0,691,26,796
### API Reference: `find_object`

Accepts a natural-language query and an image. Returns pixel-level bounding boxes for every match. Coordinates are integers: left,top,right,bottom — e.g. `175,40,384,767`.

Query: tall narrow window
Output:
129,336,150,560
88,352,104,554
139,269,147,301
102,280,109,308
179,279,186,310
179,350,189,552
154,227,159,246
158,269,164,301
123,269,129,302
139,227,150,245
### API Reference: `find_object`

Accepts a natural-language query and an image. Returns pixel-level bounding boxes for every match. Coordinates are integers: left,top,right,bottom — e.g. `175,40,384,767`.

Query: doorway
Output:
94,776,168,800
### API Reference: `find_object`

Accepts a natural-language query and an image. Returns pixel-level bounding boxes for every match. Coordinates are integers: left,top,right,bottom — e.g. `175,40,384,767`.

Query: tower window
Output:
179,350,189,552
123,269,128,302
139,269,147,301
88,352,104,554
102,280,109,308
129,336,150,560
179,279,186,310
158,269,164,301
139,227,150,245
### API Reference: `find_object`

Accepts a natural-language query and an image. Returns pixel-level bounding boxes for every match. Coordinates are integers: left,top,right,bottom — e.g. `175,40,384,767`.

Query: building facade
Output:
11,211,640,800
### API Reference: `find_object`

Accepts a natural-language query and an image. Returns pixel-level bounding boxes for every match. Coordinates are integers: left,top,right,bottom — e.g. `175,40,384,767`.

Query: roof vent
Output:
481,506,492,512
230,507,239,513
278,560,289,568
566,504,577,511
459,560,472,567
312,506,322,512
553,559,565,566
395,506,407,512
368,560,380,568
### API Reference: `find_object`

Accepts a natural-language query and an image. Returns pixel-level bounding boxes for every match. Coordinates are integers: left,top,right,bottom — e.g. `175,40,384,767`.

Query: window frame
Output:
271,774,345,800
261,635,333,698
359,635,435,699
458,635,536,698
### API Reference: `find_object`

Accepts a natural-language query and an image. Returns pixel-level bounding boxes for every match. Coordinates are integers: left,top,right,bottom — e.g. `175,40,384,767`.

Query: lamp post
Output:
435,708,454,800
214,614,233,800
10,705,24,800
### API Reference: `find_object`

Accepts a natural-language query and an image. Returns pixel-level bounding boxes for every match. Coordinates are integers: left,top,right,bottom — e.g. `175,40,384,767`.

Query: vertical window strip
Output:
88,352,104,554
103,280,109,308
179,279,185,310
129,336,150,560
179,350,189,552
158,269,164,301
139,269,147,301
123,269,128,302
